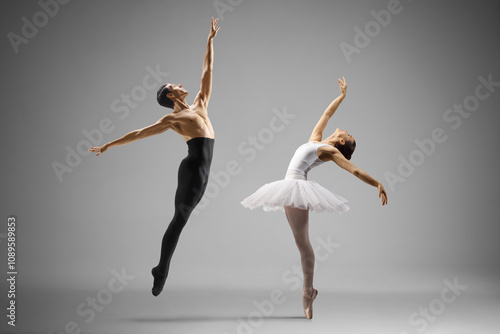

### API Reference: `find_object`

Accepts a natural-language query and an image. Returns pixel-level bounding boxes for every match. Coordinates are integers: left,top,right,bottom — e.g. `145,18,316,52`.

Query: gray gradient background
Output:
1,0,500,332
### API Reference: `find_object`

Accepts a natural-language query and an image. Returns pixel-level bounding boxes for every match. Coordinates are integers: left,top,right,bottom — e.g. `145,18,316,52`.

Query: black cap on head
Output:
157,84,174,109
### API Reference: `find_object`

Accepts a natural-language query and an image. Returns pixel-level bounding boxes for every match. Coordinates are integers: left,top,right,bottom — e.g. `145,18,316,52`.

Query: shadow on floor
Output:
124,315,306,322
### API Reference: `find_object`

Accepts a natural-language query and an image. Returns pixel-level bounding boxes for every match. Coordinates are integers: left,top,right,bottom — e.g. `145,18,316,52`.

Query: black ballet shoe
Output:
151,266,167,297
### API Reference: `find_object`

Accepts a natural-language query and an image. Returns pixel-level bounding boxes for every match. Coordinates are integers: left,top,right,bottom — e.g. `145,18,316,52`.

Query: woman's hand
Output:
89,143,110,156
209,17,220,39
338,76,347,97
378,183,388,205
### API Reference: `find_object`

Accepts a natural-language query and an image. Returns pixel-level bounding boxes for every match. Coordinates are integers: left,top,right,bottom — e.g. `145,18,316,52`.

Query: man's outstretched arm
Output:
89,115,172,156
194,17,220,107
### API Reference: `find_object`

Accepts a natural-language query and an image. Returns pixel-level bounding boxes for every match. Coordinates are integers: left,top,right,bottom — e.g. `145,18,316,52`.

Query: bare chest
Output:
171,110,213,136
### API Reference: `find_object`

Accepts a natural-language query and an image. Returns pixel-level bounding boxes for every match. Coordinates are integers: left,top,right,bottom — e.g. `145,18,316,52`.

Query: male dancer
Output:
89,17,220,296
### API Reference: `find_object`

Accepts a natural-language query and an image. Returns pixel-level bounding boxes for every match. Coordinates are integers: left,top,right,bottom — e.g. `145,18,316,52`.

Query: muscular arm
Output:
309,77,347,142
326,148,388,205
109,122,170,147
89,115,172,156
194,17,220,107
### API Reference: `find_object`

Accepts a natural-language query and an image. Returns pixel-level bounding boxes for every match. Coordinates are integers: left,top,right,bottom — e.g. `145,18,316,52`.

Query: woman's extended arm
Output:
308,77,347,142
89,115,172,156
327,147,388,205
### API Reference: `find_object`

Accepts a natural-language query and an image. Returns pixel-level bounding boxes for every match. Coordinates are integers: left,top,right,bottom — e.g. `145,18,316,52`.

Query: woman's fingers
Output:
381,192,388,205
377,185,387,205
338,77,347,90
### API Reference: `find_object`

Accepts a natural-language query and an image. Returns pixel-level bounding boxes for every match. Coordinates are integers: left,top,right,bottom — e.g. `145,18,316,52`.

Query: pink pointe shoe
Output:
303,287,318,319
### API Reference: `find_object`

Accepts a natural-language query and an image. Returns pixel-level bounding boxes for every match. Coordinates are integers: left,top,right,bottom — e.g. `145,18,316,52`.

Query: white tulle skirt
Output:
241,178,349,213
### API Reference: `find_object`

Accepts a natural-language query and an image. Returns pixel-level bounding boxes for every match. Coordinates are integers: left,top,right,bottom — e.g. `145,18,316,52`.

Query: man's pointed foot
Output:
151,266,167,297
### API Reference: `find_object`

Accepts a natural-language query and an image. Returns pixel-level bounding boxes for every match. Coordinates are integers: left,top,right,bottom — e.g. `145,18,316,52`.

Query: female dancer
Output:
89,18,221,296
241,77,388,319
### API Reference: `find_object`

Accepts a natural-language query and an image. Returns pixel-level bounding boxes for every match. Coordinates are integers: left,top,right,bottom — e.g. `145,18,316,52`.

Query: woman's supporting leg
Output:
284,205,318,318
285,205,314,287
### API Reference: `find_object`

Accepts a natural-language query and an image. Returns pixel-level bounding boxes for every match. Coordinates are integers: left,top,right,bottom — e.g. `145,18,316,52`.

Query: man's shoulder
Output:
191,98,208,110
190,103,209,118
164,108,208,121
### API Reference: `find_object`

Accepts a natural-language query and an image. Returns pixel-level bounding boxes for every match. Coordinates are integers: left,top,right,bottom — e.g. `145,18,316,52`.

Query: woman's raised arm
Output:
308,77,347,142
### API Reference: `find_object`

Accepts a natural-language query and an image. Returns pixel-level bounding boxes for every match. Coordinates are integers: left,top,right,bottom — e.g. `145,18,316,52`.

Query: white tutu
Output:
241,179,349,213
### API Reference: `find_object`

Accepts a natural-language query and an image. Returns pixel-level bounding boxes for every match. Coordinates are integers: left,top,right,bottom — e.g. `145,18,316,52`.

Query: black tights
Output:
152,137,214,296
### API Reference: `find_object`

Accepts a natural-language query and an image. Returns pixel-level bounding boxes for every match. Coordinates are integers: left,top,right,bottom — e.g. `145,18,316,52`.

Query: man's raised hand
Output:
209,17,220,39
338,76,347,97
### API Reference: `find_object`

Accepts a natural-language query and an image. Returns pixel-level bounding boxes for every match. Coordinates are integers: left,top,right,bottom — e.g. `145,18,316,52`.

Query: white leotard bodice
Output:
285,141,331,180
